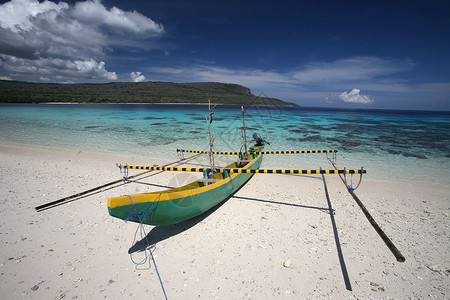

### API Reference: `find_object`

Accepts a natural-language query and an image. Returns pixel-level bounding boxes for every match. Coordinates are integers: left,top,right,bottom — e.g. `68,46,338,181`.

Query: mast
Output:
241,106,248,160
206,100,216,172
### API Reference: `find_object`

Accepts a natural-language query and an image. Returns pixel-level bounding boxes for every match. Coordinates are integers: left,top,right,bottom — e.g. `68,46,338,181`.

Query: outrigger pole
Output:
119,165,366,174
34,152,202,212
178,149,338,155
326,154,406,262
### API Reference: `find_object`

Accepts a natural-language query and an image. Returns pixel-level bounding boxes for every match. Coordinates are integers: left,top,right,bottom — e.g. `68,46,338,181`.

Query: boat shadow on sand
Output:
128,198,229,254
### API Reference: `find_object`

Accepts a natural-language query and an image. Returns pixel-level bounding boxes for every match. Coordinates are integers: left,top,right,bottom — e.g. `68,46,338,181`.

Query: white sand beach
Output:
0,143,448,299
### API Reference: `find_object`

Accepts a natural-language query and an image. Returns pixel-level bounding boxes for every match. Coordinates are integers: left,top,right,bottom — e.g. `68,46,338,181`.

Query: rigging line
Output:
232,195,330,213
125,179,174,189
147,234,168,300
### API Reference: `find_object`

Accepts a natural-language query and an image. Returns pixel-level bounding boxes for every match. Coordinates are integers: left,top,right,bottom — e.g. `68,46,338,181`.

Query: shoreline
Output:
1,139,447,186
1,142,448,298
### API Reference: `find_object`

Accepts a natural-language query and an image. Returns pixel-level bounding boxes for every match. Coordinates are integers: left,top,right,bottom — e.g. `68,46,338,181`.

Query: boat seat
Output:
198,178,221,183
237,160,251,163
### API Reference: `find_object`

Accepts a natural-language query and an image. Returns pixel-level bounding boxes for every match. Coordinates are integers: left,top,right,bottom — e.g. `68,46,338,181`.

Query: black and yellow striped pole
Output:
120,165,366,175
177,149,338,155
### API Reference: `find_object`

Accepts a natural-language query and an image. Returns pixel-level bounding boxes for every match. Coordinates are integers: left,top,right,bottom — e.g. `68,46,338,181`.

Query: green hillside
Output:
0,80,297,106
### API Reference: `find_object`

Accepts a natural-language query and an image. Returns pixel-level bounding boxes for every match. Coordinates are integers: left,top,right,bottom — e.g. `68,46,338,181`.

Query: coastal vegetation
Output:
0,80,297,106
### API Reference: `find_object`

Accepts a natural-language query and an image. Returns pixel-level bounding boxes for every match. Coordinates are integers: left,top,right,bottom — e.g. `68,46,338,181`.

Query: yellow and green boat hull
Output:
107,147,263,226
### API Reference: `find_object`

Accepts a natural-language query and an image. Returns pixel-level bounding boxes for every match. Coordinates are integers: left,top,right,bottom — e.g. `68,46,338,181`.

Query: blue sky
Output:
0,0,449,110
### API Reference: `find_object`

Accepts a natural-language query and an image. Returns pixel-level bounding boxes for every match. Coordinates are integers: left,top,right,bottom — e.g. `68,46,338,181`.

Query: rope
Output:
353,169,364,190
326,152,364,191
345,169,355,191
124,194,168,299
326,152,338,166
348,174,354,191
239,144,246,160
119,164,129,182
177,149,184,160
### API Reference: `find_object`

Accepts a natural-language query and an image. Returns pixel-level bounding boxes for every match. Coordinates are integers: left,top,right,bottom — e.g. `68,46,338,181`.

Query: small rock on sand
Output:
30,285,39,291
283,260,291,268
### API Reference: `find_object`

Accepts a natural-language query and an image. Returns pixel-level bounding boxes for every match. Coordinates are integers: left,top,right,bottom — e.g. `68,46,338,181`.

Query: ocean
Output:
1,103,449,184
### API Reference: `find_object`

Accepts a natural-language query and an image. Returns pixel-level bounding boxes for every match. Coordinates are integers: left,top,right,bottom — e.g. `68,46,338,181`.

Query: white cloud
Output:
0,0,68,33
70,0,163,34
339,89,374,104
292,57,415,84
0,0,163,82
1,55,116,81
75,59,117,80
130,71,145,82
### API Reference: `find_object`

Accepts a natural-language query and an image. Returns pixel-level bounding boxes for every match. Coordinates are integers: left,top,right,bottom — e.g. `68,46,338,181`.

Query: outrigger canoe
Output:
35,102,405,262
107,145,264,226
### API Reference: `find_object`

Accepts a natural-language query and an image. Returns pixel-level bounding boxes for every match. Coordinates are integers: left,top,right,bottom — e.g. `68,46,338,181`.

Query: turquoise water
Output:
1,104,449,184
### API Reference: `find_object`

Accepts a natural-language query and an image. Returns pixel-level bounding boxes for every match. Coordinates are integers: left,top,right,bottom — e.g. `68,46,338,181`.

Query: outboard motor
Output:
253,133,270,146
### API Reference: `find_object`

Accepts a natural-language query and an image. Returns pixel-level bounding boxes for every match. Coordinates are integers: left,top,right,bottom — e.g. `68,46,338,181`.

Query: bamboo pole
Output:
35,152,202,212
348,189,405,262
326,157,405,262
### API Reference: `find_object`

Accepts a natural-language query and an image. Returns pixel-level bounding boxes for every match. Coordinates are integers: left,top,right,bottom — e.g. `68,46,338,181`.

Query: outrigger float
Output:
35,103,404,263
